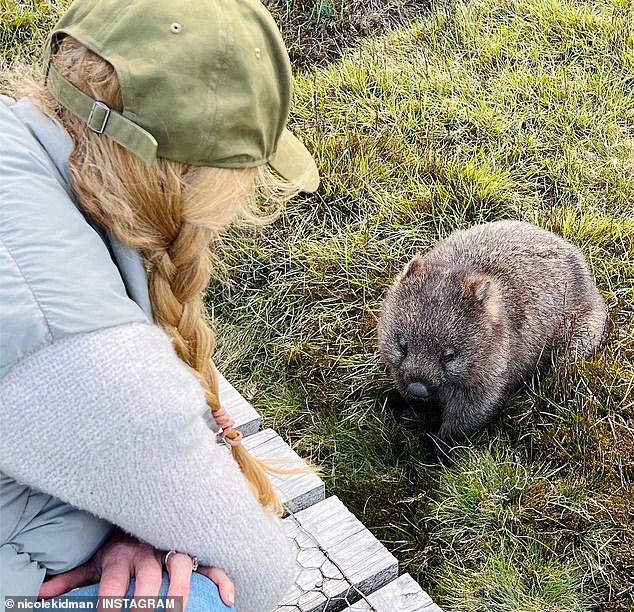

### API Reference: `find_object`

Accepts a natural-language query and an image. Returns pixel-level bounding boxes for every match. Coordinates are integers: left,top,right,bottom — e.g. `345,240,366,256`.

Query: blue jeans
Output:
53,571,233,611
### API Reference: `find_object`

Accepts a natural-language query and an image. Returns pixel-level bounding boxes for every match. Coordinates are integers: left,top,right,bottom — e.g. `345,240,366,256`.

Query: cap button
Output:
254,47,262,59
170,22,183,34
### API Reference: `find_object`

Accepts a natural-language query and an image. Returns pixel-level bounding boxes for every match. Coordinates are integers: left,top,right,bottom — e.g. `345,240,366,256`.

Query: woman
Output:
0,0,318,610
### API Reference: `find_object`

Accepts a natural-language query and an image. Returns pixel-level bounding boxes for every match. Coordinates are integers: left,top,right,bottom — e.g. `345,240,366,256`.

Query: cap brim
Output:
268,129,320,193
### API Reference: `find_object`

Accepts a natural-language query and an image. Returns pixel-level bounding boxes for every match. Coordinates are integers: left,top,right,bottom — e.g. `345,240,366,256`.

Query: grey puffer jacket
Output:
0,95,295,611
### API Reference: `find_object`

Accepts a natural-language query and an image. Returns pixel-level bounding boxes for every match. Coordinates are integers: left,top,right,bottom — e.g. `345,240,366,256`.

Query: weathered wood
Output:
341,574,444,611
277,496,398,612
213,372,261,436
243,428,325,515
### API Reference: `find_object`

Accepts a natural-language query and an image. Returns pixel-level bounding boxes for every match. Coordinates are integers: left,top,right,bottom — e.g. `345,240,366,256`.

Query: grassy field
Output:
3,0,633,610
214,1,634,610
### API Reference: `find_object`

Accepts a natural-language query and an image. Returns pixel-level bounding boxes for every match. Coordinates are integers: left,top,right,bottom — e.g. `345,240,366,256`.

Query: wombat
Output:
378,220,608,443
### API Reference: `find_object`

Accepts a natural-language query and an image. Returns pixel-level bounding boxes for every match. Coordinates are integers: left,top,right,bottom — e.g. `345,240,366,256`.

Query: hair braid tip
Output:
230,444,285,516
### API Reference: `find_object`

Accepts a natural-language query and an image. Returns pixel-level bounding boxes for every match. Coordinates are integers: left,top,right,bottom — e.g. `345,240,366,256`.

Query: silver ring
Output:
163,550,177,568
163,550,199,572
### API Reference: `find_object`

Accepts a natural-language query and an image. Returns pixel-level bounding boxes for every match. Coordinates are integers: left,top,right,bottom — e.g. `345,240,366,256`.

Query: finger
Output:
131,554,163,598
165,553,193,611
38,564,94,599
97,559,131,611
198,566,235,608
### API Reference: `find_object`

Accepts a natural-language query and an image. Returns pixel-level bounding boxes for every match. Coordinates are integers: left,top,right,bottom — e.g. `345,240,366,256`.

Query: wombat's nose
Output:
407,382,436,398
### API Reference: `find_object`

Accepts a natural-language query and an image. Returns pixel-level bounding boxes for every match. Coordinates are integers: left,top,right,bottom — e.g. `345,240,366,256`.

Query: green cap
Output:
44,0,319,192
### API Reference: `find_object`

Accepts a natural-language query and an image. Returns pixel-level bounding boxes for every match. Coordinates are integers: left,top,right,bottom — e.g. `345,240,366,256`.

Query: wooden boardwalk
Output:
217,374,444,612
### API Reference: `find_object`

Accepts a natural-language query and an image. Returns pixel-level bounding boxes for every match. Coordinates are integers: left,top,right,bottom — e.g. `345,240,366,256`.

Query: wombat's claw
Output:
424,433,454,464
379,388,413,424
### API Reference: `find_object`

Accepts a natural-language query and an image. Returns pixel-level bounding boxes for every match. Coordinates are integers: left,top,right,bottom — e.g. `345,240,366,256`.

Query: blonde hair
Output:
11,37,301,514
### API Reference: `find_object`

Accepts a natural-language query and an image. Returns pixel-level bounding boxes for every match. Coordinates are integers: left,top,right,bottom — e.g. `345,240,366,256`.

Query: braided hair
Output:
26,36,301,514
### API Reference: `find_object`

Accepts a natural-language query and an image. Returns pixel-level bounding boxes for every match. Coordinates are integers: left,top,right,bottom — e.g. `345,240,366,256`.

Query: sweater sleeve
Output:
0,322,295,612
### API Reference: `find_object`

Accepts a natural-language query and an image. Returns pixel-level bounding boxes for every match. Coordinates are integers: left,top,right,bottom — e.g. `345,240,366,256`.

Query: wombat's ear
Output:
400,256,426,279
474,279,490,302
461,273,491,303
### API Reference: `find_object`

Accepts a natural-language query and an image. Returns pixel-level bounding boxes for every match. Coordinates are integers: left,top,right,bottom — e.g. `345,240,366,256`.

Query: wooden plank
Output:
277,496,398,611
341,574,443,611
242,428,325,516
203,372,261,436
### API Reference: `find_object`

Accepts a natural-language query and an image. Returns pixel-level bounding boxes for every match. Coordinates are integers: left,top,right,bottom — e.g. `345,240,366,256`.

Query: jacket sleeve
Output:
0,322,295,612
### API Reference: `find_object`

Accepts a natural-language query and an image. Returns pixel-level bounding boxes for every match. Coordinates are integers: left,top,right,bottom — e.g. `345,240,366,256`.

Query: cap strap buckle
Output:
45,59,158,165
87,101,111,134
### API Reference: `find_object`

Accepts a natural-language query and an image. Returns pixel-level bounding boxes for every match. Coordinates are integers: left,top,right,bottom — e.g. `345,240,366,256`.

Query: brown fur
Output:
378,221,608,442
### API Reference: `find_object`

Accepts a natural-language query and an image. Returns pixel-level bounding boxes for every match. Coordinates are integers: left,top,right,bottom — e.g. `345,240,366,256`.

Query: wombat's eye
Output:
441,349,456,364
398,336,408,355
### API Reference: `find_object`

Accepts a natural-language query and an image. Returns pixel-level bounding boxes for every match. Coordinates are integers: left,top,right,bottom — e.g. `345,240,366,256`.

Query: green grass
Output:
0,1,66,67
263,0,430,67
3,0,633,609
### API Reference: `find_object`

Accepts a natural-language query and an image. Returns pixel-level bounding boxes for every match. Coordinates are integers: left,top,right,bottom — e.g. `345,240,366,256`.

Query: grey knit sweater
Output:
0,322,296,611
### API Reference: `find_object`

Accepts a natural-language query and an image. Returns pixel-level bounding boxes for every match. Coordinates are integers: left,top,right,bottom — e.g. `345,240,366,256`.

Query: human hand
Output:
38,530,235,610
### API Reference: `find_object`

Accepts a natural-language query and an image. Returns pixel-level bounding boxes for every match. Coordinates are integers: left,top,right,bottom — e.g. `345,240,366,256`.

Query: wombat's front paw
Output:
380,388,418,424
423,433,455,464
